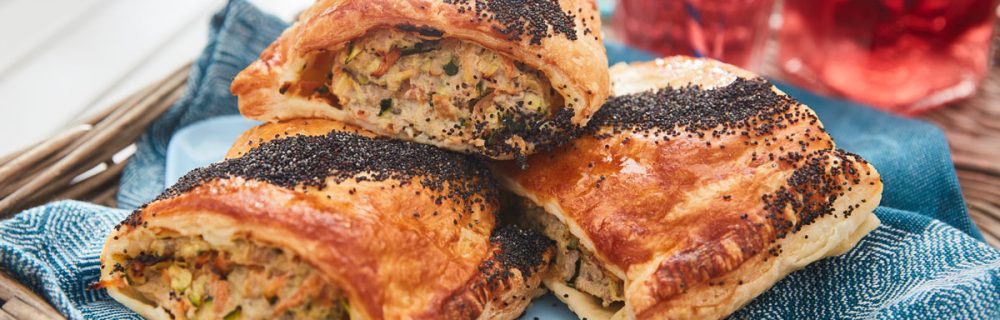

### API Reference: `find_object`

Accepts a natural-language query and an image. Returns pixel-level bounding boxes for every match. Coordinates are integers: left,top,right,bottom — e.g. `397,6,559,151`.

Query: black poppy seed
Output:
761,149,866,239
444,0,578,44
120,131,498,228
468,226,553,295
584,78,799,139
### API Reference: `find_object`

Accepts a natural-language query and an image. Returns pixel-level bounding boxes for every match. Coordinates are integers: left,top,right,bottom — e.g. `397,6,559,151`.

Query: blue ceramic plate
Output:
166,42,656,319
165,116,261,185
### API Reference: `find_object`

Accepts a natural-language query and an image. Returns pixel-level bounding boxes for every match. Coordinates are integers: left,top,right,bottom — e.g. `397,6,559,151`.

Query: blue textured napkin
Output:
1,0,998,319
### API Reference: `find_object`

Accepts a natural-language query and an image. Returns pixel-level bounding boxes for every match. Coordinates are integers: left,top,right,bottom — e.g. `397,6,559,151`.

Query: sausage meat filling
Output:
286,28,568,157
519,200,625,308
105,235,348,320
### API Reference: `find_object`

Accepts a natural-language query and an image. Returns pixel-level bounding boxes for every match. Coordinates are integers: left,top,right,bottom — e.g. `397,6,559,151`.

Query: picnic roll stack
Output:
99,1,884,320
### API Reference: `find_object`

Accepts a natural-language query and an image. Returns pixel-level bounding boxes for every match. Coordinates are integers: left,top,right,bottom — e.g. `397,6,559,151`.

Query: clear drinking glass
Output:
612,0,777,71
778,0,998,114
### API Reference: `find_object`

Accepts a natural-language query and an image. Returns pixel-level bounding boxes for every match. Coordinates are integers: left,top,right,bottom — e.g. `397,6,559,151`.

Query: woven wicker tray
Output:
0,64,188,320
2,58,999,318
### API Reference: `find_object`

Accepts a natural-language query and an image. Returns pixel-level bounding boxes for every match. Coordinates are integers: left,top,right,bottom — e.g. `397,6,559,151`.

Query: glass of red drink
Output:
779,0,998,114
613,0,777,71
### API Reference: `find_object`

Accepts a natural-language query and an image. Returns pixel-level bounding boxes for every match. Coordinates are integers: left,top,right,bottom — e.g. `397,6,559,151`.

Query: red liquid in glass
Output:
779,0,997,114
613,0,775,71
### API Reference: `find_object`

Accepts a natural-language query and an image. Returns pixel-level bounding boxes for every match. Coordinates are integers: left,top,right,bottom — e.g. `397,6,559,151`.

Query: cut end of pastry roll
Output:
100,212,352,320
231,0,610,160
493,57,884,320
98,119,554,320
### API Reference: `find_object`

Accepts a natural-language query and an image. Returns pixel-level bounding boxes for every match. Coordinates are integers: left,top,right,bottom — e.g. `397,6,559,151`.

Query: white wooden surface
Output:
0,0,313,157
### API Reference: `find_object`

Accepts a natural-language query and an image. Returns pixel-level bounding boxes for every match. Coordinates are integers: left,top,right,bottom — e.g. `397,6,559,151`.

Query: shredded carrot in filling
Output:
108,236,348,320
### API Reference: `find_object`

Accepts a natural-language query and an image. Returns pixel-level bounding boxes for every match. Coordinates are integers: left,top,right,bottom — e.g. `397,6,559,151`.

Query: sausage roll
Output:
231,0,610,160
493,57,883,320
98,119,554,320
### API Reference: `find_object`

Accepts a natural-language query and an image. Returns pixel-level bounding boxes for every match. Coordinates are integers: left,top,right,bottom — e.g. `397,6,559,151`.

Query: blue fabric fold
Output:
1,0,997,318
116,0,286,210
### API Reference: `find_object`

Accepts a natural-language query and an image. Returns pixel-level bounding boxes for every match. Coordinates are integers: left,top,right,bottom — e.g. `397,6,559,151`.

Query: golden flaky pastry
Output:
232,0,610,160
493,57,883,320
98,119,554,320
